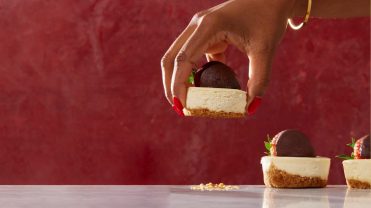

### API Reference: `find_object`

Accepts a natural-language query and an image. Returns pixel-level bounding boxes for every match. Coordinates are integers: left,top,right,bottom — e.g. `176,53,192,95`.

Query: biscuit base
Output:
185,108,245,118
346,179,371,189
264,165,327,188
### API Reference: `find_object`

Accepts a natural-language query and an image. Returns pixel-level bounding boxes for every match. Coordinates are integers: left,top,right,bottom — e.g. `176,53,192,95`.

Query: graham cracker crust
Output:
185,108,245,118
264,165,327,188
346,179,371,189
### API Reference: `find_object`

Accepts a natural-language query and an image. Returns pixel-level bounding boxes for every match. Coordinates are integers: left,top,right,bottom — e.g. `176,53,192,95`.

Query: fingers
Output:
171,16,217,107
206,53,226,63
161,24,197,104
206,41,228,54
205,41,228,63
246,50,274,115
161,10,212,105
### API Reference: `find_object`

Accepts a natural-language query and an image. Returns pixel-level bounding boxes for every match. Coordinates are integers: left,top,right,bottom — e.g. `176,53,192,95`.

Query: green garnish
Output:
346,138,356,148
336,154,354,160
336,138,355,160
188,70,196,84
264,135,272,155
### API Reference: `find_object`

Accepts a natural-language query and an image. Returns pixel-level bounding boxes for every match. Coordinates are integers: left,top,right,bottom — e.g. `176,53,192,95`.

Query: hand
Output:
161,0,298,115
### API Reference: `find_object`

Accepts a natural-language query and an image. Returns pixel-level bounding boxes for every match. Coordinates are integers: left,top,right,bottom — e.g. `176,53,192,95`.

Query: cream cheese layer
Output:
261,156,331,179
184,87,246,114
343,159,371,184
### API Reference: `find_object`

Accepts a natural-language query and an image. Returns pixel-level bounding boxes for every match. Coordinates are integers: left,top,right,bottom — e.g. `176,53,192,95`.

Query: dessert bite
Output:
338,135,371,189
261,129,331,188
183,61,247,118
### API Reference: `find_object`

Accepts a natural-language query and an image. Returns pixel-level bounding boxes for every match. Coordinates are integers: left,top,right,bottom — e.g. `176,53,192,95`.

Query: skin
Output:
161,0,370,109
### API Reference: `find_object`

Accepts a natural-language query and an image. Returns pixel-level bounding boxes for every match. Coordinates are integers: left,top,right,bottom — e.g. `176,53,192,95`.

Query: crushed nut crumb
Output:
190,183,239,191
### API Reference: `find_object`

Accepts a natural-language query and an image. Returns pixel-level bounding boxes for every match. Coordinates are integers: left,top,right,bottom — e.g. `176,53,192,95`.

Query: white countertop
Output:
0,185,369,208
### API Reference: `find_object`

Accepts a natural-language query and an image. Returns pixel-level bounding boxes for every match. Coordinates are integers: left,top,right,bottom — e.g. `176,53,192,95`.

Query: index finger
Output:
171,16,219,106
161,24,196,105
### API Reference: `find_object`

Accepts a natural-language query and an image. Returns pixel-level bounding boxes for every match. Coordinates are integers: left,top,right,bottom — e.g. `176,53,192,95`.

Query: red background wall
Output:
0,0,369,184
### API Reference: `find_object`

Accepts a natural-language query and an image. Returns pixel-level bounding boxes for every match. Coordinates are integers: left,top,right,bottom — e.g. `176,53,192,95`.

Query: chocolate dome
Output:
272,129,315,157
194,61,241,89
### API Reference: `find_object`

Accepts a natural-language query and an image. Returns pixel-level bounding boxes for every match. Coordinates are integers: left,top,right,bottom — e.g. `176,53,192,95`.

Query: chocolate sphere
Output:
272,129,315,157
359,135,370,159
194,61,241,89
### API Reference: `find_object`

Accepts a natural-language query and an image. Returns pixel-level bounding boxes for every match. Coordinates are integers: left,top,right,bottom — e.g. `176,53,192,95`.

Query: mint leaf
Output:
337,138,355,160
347,138,355,148
264,142,271,152
188,71,195,84
264,135,272,155
336,154,354,160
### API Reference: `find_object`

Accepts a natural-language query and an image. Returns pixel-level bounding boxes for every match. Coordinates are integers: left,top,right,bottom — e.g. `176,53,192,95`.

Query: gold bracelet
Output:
288,0,312,30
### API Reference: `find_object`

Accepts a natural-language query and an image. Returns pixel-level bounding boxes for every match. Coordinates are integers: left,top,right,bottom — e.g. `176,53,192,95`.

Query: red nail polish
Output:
247,97,262,115
172,105,184,116
172,97,184,116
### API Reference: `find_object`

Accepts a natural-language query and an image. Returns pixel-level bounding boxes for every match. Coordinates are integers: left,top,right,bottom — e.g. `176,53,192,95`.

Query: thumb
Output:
246,51,273,115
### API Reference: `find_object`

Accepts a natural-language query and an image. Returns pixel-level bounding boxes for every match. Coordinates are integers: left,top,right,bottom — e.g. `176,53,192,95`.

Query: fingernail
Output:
172,97,184,117
247,97,262,115
172,105,184,116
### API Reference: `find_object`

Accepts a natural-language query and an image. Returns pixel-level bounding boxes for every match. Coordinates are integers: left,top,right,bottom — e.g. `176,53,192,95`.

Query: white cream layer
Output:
343,159,371,184
261,156,331,179
184,87,246,115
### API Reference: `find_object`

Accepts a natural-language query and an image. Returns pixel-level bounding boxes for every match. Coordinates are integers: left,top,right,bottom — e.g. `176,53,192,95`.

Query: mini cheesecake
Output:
340,135,371,189
184,61,247,118
261,156,331,188
183,87,246,118
343,160,371,189
261,129,331,188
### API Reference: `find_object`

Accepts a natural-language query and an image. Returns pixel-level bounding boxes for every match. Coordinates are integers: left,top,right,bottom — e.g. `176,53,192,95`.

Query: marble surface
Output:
0,185,369,208
0,0,369,185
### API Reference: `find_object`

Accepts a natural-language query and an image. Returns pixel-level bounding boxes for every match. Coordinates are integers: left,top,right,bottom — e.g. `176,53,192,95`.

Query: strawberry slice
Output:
354,135,370,159
354,139,362,159
337,135,370,160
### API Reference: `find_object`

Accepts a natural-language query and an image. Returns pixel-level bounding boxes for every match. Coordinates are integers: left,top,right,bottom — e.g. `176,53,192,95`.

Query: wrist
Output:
291,0,308,18
292,0,370,18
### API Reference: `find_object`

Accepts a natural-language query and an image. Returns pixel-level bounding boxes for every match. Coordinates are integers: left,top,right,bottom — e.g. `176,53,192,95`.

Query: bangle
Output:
288,0,312,30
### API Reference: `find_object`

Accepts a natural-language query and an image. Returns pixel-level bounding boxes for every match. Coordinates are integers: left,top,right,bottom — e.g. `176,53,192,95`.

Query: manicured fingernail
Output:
172,105,184,116
172,97,184,116
247,97,262,115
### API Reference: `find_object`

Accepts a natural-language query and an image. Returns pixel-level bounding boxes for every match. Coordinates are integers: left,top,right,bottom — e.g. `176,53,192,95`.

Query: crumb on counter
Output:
190,183,239,191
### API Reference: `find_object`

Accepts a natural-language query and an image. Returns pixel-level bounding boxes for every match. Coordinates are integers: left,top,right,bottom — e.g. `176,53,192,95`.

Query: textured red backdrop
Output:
0,0,369,184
